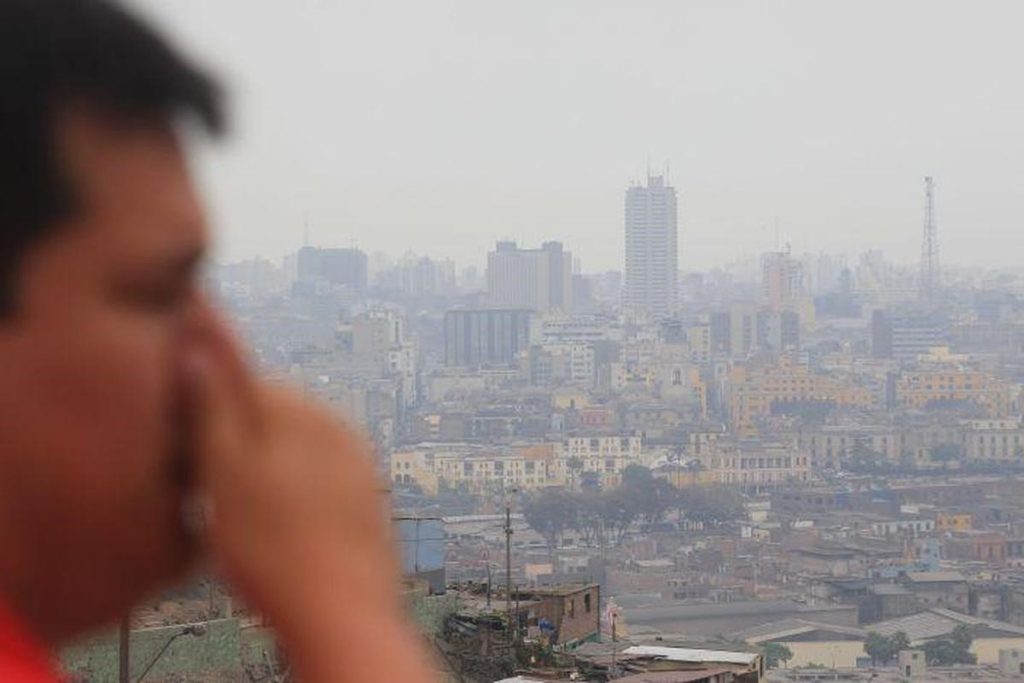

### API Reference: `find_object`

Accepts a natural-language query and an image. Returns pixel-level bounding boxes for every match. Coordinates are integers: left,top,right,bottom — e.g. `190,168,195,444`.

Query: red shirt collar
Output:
0,600,59,682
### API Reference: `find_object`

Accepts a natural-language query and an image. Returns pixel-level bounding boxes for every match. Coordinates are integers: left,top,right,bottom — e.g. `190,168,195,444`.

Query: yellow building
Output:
687,324,712,363
936,512,973,533
392,436,647,494
728,358,876,435
797,423,961,470
687,427,727,459
654,465,720,489
702,440,811,487
737,621,867,668
390,443,558,495
771,640,865,669
962,419,1024,461
895,368,1010,416
740,613,1024,668
873,609,1024,665
689,368,708,419
551,387,590,411
554,434,644,489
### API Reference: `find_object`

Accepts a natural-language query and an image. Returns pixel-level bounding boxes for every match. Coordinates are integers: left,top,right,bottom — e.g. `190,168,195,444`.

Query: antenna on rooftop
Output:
920,176,939,303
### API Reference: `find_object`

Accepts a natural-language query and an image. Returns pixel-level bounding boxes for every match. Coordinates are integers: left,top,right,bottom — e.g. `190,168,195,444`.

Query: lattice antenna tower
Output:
920,176,939,301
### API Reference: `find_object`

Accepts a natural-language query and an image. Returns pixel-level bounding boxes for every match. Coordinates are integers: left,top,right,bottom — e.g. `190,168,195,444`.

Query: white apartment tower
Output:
624,175,678,318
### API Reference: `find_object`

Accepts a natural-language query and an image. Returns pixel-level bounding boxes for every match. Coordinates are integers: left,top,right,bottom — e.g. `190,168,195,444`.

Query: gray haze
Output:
129,0,1024,272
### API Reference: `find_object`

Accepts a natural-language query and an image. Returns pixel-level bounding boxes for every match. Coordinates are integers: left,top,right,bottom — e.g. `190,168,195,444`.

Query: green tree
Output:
580,470,602,493
950,624,972,652
762,642,793,669
864,631,895,666
678,485,745,525
600,487,637,545
930,442,964,467
865,631,911,665
573,494,605,547
846,444,891,474
898,449,917,471
522,489,578,550
684,459,705,488
566,456,584,489
889,631,911,655
922,625,975,665
434,479,479,515
618,465,677,530
642,478,678,527
620,463,654,488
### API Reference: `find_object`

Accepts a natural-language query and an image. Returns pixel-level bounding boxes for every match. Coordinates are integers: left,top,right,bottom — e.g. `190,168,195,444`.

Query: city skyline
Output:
208,168,1002,281
130,0,1024,272
218,233,1014,283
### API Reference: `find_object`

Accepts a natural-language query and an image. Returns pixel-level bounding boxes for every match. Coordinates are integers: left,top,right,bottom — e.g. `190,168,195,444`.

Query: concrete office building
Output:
444,308,535,367
486,241,572,313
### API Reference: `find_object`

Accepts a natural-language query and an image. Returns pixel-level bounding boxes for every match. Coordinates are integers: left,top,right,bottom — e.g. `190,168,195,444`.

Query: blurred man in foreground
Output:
0,0,433,680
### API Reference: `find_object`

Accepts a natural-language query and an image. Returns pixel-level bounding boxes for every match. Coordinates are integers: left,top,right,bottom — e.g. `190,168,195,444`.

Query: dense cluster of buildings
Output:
163,172,1024,682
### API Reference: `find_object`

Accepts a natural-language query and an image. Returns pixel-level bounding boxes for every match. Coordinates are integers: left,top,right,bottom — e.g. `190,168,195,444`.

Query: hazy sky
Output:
129,0,1024,272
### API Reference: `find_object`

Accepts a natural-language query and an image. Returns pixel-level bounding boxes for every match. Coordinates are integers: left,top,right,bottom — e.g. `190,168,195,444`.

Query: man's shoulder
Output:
0,603,60,683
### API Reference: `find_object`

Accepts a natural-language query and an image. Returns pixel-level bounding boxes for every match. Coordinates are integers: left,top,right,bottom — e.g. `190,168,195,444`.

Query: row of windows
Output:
975,434,1022,444
721,471,808,483
731,456,807,470
564,438,637,448
874,521,933,533
903,374,982,383
459,461,540,474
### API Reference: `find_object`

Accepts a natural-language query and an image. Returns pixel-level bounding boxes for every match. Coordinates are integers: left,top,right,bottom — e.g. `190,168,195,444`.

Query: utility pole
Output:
505,501,513,648
118,616,130,683
611,612,617,672
485,560,492,609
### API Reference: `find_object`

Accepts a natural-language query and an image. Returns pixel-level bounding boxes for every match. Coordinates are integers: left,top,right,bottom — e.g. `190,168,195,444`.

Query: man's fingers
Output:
184,344,249,473
192,304,262,434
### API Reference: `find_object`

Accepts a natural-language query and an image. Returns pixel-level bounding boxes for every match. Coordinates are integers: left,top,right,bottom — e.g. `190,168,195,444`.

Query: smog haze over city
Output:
131,0,1024,272
62,2,1024,681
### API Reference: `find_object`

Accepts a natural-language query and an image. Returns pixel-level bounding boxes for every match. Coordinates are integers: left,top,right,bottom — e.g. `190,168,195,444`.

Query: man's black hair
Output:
0,0,224,313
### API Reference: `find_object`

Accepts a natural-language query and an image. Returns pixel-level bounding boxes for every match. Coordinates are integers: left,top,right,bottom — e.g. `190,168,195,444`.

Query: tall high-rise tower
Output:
624,175,678,318
919,176,939,301
761,246,805,310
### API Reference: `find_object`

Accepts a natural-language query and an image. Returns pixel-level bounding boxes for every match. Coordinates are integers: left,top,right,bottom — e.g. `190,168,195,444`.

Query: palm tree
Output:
685,459,704,489
566,455,584,491
667,443,685,487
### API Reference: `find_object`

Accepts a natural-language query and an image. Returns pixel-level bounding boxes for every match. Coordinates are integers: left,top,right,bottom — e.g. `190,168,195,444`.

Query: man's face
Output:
0,111,210,638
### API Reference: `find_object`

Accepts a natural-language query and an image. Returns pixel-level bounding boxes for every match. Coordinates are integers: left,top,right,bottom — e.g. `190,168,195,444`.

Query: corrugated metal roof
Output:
622,599,800,622
872,607,1024,641
903,571,966,583
615,669,733,683
621,645,759,665
729,618,866,643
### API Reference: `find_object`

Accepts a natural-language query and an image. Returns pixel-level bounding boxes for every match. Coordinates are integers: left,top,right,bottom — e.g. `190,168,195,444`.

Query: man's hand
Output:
185,322,435,682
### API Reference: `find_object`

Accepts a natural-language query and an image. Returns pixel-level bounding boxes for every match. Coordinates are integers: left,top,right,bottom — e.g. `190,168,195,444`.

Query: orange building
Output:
727,358,876,435
936,512,973,533
894,368,1010,416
